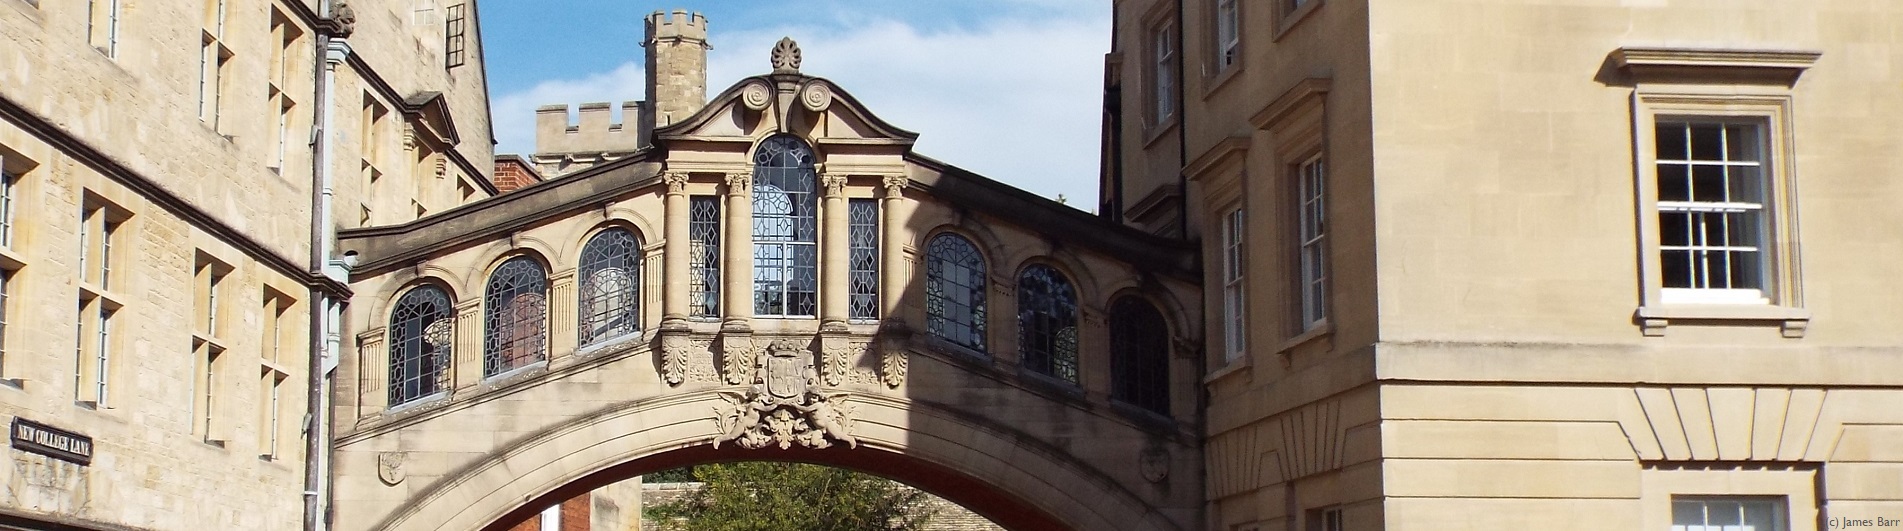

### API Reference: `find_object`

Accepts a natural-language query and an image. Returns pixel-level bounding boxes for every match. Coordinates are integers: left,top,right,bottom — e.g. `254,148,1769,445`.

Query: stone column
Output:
722,172,753,331
660,173,690,323
547,269,578,361
820,174,850,330
453,299,484,389
880,176,908,326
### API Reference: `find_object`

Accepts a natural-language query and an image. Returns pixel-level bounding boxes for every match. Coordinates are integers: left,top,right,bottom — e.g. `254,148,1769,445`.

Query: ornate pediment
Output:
655,38,918,148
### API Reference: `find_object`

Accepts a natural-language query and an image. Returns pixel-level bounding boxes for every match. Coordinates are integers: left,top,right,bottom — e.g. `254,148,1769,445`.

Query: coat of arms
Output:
712,339,858,450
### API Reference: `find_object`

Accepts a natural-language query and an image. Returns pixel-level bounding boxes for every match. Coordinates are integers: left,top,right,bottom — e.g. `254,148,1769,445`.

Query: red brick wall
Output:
502,493,590,531
561,494,590,531
493,156,542,194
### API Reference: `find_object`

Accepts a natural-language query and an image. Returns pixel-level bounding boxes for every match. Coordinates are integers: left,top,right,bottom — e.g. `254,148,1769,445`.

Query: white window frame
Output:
1221,207,1245,361
0,158,14,248
1654,120,1771,305
1150,21,1176,126
1630,93,1807,336
1670,496,1787,531
1215,0,1239,71
1296,155,1328,329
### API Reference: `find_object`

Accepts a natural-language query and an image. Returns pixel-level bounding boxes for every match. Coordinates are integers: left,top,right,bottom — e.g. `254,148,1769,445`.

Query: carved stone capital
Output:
662,172,690,194
821,174,849,197
724,172,752,196
881,175,907,196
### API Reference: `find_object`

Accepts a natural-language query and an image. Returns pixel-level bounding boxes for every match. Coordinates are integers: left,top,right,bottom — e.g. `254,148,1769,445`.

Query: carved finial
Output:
771,37,802,74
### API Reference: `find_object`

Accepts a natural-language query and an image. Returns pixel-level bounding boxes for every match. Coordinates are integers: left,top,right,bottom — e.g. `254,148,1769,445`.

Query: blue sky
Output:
478,0,1111,209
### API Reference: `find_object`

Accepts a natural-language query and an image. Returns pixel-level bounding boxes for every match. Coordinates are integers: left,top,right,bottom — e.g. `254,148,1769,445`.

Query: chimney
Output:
642,10,710,142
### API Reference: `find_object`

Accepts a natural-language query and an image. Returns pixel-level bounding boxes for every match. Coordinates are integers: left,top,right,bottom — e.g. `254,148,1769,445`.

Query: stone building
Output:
0,0,496,529
1101,0,1903,530
6,0,1903,530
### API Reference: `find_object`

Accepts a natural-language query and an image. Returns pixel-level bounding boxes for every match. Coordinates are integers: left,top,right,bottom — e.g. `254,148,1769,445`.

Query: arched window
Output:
484,256,548,376
1109,296,1170,416
925,233,987,352
578,228,642,346
388,285,452,406
1017,264,1079,384
751,135,819,317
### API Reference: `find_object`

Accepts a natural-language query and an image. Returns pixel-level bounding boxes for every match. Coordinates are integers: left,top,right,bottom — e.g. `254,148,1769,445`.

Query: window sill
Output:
482,359,550,386
1635,304,1810,338
1141,116,1179,150
1017,367,1083,397
1202,354,1251,385
0,245,26,270
923,335,990,367
1200,62,1243,101
385,392,451,416
1276,320,1335,360
1107,399,1175,433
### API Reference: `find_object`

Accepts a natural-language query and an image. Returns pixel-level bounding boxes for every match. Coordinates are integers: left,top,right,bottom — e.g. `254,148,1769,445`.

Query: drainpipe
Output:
307,1,351,529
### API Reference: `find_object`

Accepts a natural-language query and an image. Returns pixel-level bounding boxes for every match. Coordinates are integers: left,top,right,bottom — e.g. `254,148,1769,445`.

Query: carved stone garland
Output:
712,339,859,450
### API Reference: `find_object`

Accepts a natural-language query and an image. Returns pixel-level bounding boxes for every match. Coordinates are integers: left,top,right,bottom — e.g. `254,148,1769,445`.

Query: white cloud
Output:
490,11,1109,210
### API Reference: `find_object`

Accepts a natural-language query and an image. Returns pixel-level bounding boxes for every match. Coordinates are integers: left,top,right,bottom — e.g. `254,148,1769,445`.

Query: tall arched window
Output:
1109,296,1170,416
925,233,987,352
388,285,452,406
752,135,819,317
1018,264,1079,384
484,256,548,376
578,228,642,346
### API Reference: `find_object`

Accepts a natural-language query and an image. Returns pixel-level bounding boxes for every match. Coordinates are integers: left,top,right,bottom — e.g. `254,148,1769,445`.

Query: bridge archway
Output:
371,392,1179,531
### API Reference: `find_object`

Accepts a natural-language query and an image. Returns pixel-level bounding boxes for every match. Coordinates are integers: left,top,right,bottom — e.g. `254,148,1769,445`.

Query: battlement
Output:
645,10,708,44
534,101,647,157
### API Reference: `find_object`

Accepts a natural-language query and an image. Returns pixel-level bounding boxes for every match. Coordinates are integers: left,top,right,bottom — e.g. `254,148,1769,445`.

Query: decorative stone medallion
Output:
711,339,859,450
1139,447,1170,483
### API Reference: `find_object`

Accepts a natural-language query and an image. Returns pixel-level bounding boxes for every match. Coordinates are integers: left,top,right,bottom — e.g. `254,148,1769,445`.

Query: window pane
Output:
388,286,452,406
1658,164,1690,202
1728,166,1763,204
689,196,721,317
847,199,880,320
1690,123,1724,160
1660,212,1690,247
578,228,641,345
1657,123,1689,160
1691,165,1726,202
484,257,548,376
1726,124,1761,162
1017,265,1079,384
925,234,987,352
1662,249,1692,288
751,136,819,317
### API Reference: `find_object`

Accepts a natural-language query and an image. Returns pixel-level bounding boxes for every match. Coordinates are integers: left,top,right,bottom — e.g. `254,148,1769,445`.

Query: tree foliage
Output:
646,462,937,531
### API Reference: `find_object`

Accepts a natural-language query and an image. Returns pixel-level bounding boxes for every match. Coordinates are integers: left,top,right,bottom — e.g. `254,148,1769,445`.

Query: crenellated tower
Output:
643,9,710,137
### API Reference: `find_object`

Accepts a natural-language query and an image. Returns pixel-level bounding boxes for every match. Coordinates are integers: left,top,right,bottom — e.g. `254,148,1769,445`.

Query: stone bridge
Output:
328,39,1205,531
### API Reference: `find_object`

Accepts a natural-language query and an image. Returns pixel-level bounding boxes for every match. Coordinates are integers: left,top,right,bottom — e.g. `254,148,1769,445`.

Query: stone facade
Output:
0,0,495,529
1103,0,1903,530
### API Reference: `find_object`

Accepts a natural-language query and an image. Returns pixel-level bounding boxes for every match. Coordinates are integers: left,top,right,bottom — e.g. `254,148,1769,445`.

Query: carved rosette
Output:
711,339,859,450
800,81,832,113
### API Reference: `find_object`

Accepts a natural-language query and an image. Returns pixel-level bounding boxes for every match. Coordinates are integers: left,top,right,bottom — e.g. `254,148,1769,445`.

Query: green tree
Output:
646,462,938,531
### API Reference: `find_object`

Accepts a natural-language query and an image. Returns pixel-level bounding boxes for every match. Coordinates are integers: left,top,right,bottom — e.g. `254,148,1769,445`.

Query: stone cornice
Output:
0,93,351,297
1610,47,1822,86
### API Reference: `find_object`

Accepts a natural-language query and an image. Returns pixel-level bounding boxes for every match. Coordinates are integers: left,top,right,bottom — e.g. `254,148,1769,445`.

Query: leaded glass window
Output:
689,196,720,318
483,256,548,376
848,199,879,321
925,234,986,352
751,135,819,317
1110,297,1169,416
578,228,641,346
388,286,451,406
1017,264,1078,384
